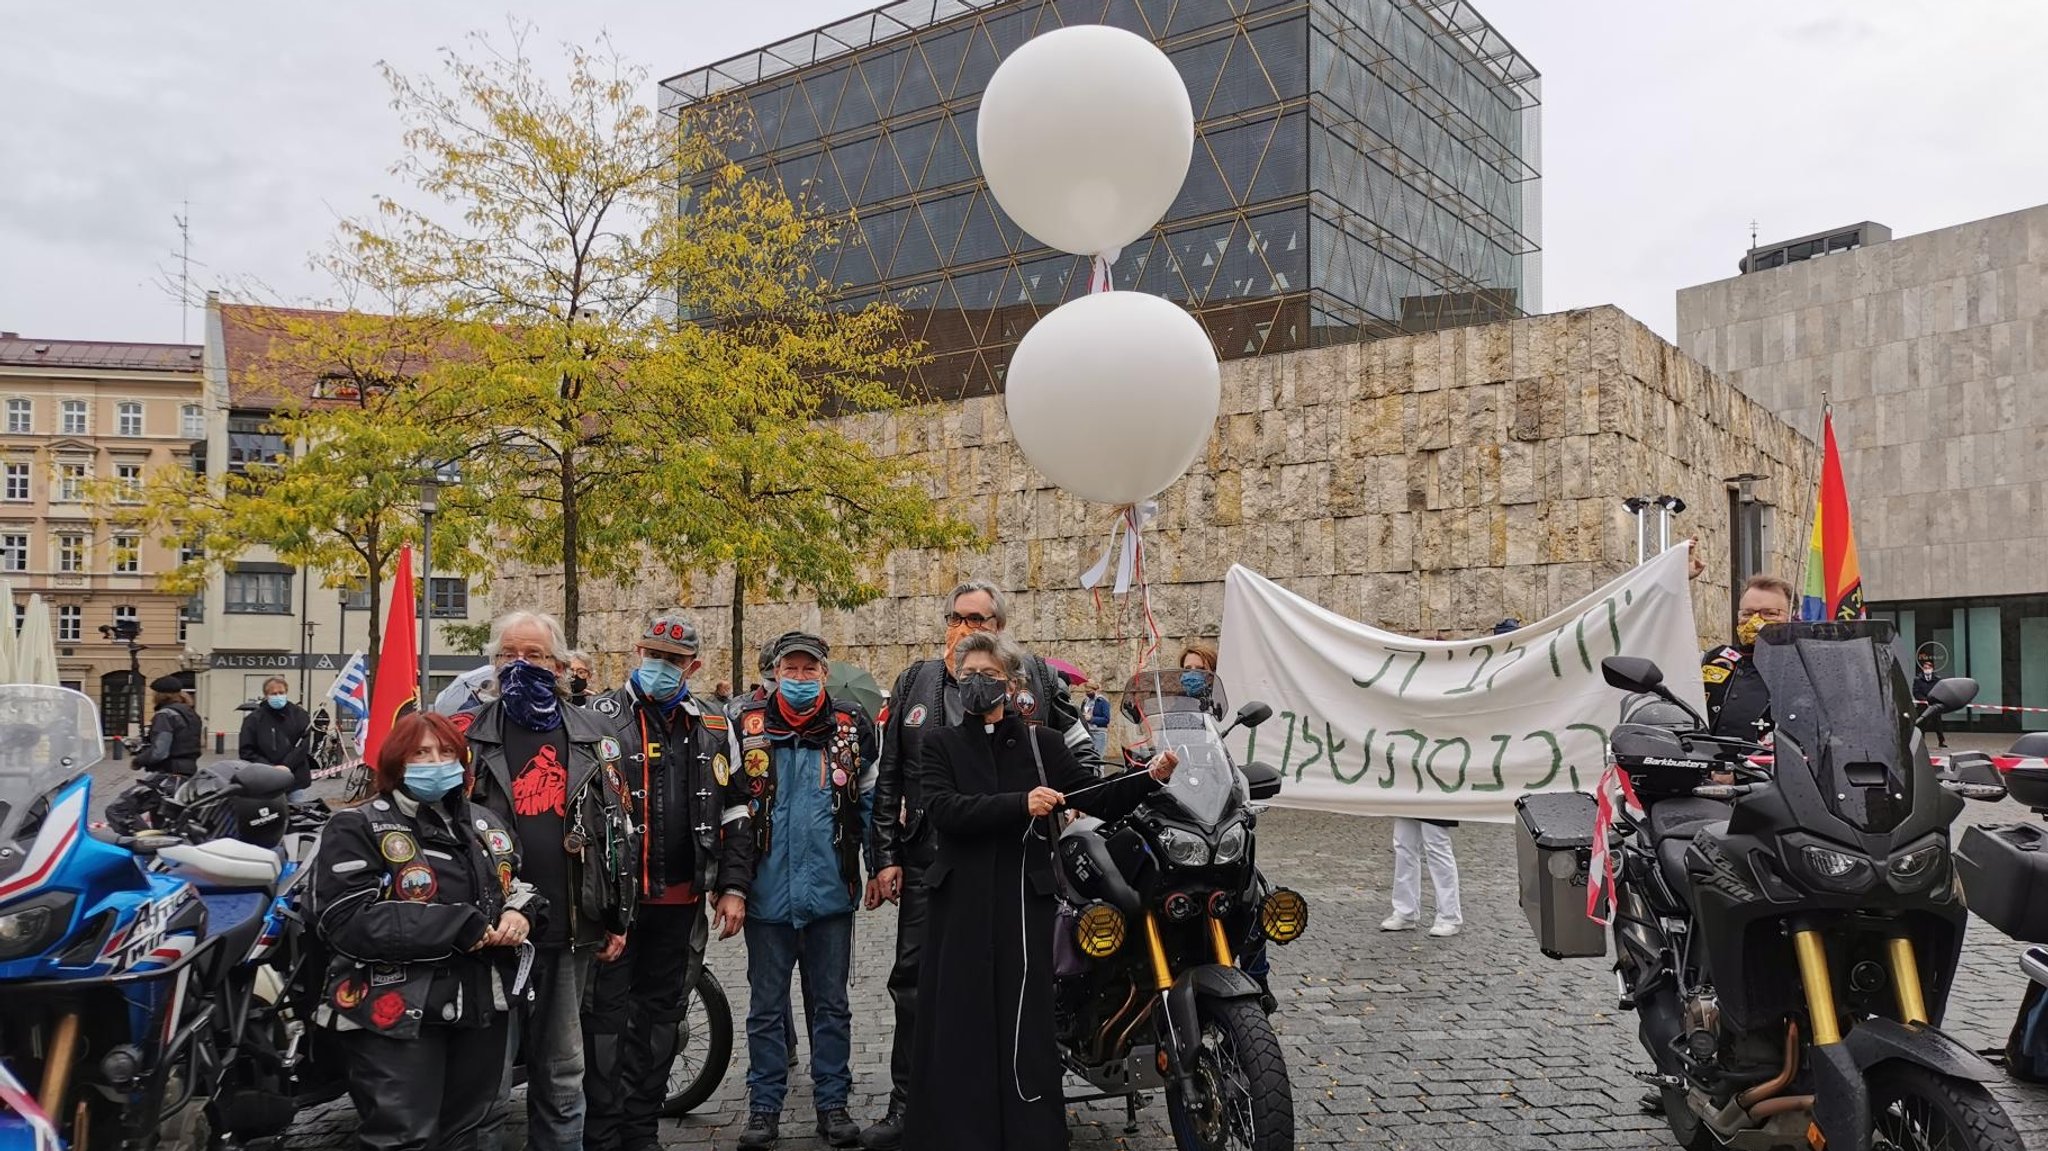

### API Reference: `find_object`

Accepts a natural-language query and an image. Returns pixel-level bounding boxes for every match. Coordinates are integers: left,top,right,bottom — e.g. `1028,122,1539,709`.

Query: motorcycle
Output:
1051,670,1307,1151
0,685,300,1151
1950,732,2048,1083
1529,620,2021,1151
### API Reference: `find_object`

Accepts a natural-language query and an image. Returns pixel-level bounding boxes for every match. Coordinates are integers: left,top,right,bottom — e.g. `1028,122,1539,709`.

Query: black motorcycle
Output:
1542,620,2020,1151
1052,670,1306,1151
1950,732,2048,1083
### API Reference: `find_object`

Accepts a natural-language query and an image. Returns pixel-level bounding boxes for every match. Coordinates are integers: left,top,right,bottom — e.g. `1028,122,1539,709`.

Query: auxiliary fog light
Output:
1259,888,1309,944
1076,901,1127,959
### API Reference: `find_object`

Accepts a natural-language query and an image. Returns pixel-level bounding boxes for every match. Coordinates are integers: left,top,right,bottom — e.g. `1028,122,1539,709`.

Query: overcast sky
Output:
5,1,2047,347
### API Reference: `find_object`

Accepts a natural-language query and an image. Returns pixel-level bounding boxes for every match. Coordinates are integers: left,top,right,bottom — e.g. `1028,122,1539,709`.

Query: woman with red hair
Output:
310,711,545,1151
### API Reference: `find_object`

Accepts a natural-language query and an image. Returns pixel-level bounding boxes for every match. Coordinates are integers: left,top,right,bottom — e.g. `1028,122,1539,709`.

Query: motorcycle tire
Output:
662,968,735,1117
1164,997,1292,1151
1657,1086,1721,1151
1867,1064,2023,1151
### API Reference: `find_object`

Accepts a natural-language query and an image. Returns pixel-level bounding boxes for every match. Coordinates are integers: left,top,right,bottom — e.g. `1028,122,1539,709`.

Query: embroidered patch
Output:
712,754,731,786
449,711,475,734
1016,690,1038,717
333,976,367,1009
593,696,623,718
702,713,728,732
600,736,623,762
329,859,370,875
369,964,406,987
743,711,765,736
1701,664,1731,685
378,831,416,864
744,748,770,777
604,764,628,798
474,818,490,831
485,828,513,855
748,777,766,798
372,800,390,811
370,990,406,1030
497,860,514,896
905,704,927,727
395,863,438,902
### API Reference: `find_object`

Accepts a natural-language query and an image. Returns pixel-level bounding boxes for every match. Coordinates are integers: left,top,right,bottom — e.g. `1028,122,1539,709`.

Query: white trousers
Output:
1390,818,1462,926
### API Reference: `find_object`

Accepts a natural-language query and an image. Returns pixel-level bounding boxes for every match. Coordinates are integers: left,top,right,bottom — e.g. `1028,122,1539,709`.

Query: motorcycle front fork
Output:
1790,926,1930,1048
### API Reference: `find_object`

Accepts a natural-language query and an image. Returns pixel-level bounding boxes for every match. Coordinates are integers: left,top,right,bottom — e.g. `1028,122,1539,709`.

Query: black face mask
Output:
569,675,589,696
958,675,1009,718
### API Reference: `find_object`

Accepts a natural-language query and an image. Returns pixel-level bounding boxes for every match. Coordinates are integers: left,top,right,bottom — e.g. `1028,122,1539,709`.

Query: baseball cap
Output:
767,630,830,664
639,615,700,656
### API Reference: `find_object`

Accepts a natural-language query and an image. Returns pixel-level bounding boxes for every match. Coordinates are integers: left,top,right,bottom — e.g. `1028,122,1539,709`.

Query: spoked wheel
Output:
662,968,734,1117
341,762,372,805
1869,1064,2023,1151
1165,998,1292,1151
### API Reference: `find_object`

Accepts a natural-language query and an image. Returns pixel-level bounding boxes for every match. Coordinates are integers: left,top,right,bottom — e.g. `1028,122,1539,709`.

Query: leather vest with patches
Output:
735,697,865,890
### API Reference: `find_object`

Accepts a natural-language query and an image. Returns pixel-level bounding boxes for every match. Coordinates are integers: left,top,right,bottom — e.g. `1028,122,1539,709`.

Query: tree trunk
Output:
362,550,386,699
561,443,580,647
730,564,747,689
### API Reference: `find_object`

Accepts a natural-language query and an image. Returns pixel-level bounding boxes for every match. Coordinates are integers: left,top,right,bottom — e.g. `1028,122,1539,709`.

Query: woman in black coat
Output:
903,632,1174,1151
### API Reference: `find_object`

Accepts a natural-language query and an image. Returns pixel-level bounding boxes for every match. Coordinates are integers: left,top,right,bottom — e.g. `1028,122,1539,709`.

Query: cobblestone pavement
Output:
273,783,2048,1151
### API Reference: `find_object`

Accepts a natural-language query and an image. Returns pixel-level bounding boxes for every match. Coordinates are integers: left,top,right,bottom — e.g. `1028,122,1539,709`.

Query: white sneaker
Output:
1380,914,1417,932
1428,922,1461,937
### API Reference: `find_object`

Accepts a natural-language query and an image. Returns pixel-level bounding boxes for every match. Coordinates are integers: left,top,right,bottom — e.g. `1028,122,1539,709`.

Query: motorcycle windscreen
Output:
1123,671,1241,828
0,684,105,842
1753,620,1915,833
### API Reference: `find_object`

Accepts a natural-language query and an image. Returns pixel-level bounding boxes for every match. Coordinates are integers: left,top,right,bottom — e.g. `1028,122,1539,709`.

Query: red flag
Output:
364,545,419,765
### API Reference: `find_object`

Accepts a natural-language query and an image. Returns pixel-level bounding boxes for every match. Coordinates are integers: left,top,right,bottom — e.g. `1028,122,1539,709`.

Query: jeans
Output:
744,913,854,1114
482,946,593,1151
1089,727,1109,757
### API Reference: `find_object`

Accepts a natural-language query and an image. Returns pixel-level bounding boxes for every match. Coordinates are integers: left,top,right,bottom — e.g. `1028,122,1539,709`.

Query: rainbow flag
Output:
1801,408,1865,621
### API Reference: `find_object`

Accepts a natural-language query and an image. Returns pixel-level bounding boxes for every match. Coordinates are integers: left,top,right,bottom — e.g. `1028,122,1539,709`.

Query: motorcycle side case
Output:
1955,821,2048,941
1514,792,1606,959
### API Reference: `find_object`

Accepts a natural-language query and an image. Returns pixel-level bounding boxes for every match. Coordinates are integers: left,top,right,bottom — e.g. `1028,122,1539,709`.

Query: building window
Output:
56,533,86,573
2,463,26,502
178,595,202,642
181,404,205,440
226,412,288,474
11,603,22,632
55,462,88,503
178,542,204,567
115,463,143,503
1,534,25,573
4,399,27,434
112,535,140,574
427,577,469,618
225,569,293,614
113,604,139,628
58,605,81,643
60,400,87,436
117,402,143,437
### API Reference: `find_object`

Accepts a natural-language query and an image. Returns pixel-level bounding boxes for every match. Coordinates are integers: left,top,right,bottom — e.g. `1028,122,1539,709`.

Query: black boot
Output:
817,1108,860,1147
738,1111,780,1150
859,1102,906,1150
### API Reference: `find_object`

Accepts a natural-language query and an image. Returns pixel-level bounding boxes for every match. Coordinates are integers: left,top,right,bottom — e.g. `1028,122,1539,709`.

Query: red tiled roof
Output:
217,303,455,411
0,334,202,372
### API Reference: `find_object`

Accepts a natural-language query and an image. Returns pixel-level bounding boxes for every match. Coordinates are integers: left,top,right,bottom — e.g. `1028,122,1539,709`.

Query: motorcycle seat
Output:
194,889,272,985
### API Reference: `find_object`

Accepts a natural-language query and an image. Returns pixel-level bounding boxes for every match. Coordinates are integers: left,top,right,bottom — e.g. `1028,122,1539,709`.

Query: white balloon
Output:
977,25,1195,258
1004,292,1220,506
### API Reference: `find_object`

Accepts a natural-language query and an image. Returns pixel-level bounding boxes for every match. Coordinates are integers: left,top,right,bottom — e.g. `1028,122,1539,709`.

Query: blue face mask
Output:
778,679,822,710
498,660,564,731
1180,670,1213,698
634,657,687,701
266,693,288,710
403,761,465,803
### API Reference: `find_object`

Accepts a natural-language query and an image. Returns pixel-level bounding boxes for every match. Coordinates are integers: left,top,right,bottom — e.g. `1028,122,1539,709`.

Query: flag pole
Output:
1792,392,1828,617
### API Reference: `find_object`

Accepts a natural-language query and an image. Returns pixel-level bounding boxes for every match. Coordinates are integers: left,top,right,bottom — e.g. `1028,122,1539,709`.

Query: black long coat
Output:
904,714,1159,1151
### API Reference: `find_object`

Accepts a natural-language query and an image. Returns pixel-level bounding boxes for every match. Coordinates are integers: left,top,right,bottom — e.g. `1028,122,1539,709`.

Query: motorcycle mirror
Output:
1242,760,1284,801
1923,676,1978,716
1601,656,1664,695
1220,701,1273,740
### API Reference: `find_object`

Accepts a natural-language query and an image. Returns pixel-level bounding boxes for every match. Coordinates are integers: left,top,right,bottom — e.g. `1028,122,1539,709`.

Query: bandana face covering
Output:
499,659,564,731
943,621,979,676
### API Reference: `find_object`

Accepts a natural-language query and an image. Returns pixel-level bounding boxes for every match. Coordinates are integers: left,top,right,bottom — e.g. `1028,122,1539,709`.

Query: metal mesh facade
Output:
662,0,1539,400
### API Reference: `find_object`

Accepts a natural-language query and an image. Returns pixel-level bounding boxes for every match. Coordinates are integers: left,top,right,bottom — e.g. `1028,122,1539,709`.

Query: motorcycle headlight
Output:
1213,821,1250,866
0,892,77,961
1154,826,1210,868
1801,845,1873,891
1888,842,1946,887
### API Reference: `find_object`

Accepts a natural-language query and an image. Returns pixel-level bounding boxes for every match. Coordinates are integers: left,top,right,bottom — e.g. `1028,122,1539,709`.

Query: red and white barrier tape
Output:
1968,703,2048,714
1586,762,1643,927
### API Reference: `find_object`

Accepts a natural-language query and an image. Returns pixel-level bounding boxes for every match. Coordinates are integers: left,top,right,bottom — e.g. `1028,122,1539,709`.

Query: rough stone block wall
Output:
501,306,1818,691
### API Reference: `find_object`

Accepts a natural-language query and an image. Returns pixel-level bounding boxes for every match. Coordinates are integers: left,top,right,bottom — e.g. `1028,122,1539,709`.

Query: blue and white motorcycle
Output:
0,685,304,1151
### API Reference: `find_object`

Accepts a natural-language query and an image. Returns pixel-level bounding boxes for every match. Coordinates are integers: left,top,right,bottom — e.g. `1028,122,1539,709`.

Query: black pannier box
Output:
1514,791,1607,959
1956,821,2048,942
2005,760,2048,811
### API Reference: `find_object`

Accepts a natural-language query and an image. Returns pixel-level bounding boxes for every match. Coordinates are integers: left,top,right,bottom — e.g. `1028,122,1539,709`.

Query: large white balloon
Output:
977,25,1195,258
1005,292,1220,506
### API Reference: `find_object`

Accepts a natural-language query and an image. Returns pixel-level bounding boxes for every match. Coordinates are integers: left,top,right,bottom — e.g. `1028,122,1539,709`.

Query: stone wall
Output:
1678,202,2048,602
502,305,1819,689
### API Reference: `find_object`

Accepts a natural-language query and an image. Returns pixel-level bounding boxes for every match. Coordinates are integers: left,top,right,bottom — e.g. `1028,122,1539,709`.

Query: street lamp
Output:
418,471,441,700
98,617,145,742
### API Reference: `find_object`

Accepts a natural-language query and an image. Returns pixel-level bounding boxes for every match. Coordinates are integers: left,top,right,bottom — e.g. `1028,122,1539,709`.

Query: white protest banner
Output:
1217,545,1705,821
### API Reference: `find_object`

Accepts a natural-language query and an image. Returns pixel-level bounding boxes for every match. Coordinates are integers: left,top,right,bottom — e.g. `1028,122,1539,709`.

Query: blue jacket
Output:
747,720,876,928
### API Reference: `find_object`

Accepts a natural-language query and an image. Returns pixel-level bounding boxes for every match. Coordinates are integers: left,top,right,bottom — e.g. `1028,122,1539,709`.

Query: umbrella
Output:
0,580,17,681
16,594,59,687
826,662,884,717
1044,657,1087,686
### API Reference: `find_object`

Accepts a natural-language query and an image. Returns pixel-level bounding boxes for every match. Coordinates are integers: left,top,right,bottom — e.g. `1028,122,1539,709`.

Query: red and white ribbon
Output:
1586,761,1644,926
1080,500,1157,597
1087,247,1122,294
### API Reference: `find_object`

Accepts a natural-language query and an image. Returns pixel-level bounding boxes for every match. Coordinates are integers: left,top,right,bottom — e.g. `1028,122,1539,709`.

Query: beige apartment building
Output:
0,333,205,736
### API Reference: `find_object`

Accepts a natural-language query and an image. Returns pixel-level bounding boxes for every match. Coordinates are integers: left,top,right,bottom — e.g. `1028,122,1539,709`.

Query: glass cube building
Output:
662,0,1540,400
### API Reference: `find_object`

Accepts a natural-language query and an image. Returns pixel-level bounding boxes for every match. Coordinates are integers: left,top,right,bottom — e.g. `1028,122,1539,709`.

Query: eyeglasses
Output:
946,612,996,628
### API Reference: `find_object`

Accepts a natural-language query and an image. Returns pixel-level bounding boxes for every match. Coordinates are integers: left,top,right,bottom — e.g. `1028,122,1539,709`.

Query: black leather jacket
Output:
871,651,1100,871
1702,645,1772,741
590,685,754,900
